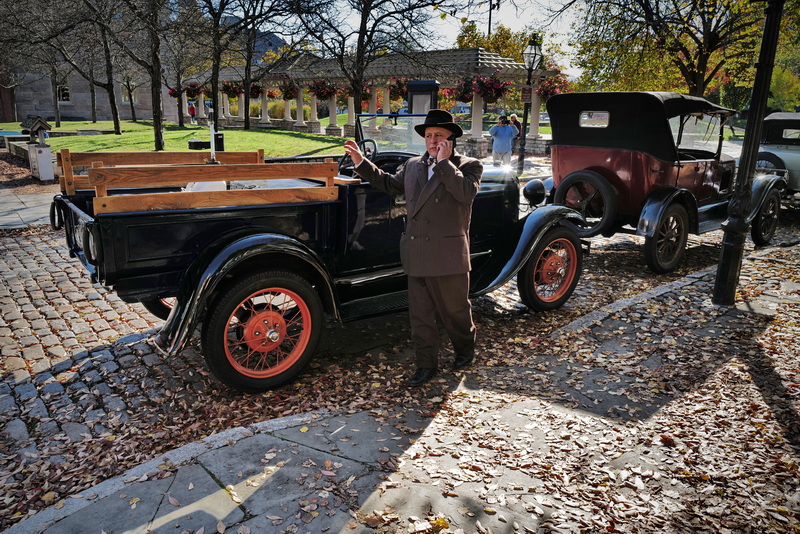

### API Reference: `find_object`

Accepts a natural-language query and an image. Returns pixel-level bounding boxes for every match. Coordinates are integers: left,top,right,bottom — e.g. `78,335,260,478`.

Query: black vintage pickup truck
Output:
51,113,586,392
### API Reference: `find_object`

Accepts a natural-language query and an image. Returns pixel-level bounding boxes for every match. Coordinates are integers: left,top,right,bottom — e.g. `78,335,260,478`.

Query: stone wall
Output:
14,73,166,123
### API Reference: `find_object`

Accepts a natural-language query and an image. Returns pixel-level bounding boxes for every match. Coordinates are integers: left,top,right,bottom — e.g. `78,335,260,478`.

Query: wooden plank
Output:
92,187,339,214
57,150,263,168
88,162,339,194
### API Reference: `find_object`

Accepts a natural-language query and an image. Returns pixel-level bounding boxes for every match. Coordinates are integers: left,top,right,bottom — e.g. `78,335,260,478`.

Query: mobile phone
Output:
447,134,456,141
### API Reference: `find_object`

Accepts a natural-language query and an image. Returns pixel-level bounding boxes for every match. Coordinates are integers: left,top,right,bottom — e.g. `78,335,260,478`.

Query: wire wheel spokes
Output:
565,182,605,219
223,288,311,378
533,238,578,302
655,214,684,262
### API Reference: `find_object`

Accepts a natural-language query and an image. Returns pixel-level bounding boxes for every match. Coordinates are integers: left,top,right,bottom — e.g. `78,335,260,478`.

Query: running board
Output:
340,291,409,322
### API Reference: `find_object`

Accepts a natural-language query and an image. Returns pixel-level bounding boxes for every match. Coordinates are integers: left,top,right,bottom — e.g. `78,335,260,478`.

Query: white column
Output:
182,97,189,119
368,89,378,114
529,85,541,139
237,92,245,119
470,93,484,136
260,89,271,125
196,93,207,119
383,87,391,114
310,95,318,121
295,87,306,126
217,91,226,119
329,95,338,123
346,96,355,126
284,98,293,121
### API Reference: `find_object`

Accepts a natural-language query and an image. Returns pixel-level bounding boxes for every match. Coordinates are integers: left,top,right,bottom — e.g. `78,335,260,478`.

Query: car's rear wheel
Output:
553,171,618,238
517,226,582,311
141,298,176,320
201,271,323,392
756,151,787,172
644,203,689,273
751,188,781,246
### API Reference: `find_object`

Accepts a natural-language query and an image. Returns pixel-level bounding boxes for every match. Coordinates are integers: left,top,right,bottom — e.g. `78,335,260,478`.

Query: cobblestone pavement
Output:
0,228,177,446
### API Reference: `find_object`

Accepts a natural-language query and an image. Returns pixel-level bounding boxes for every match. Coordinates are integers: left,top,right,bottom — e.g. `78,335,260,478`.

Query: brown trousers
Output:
407,273,476,369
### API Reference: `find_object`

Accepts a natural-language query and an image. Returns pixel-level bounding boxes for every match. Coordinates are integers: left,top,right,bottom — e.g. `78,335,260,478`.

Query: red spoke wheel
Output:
518,226,582,311
202,271,322,392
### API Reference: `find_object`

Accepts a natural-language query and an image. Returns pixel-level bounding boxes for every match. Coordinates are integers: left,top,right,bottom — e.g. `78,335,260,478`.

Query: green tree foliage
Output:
455,21,533,63
568,0,763,97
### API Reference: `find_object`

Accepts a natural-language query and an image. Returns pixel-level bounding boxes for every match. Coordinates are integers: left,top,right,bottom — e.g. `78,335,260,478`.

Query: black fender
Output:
153,233,336,356
746,173,786,224
470,205,586,297
636,187,699,237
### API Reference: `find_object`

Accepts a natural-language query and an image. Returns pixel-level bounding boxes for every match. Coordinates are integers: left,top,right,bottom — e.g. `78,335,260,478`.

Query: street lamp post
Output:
712,0,785,305
517,36,542,176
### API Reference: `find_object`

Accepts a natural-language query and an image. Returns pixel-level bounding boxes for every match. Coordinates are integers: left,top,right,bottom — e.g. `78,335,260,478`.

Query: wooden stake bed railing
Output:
57,149,265,195
87,161,340,214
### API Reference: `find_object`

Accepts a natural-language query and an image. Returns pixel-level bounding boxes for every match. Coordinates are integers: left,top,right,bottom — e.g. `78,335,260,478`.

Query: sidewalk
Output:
0,189,54,228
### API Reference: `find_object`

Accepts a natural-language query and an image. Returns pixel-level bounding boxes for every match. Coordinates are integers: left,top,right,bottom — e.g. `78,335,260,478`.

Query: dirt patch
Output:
0,150,61,194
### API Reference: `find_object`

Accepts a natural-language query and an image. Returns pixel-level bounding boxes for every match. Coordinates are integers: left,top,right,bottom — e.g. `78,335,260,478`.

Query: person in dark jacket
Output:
343,109,483,386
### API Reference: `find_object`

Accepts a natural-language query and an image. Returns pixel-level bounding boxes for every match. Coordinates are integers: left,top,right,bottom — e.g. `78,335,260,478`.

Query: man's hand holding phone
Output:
435,135,455,162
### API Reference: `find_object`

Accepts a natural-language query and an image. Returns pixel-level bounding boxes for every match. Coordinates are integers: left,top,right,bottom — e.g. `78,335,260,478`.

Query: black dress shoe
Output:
408,367,437,387
454,352,474,369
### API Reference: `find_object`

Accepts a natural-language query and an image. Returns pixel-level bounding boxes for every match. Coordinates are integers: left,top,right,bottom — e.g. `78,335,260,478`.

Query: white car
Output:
757,112,800,206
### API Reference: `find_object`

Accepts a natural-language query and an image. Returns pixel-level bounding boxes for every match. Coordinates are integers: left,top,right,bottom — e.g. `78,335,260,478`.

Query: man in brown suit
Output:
343,109,483,386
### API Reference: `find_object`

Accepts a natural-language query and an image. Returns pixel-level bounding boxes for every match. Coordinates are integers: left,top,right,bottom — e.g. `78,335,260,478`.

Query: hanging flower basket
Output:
168,87,180,98
185,83,202,98
473,71,512,103
278,80,299,100
453,78,473,103
221,80,243,96
201,86,214,97
265,88,280,99
390,77,407,100
307,80,338,99
249,83,262,99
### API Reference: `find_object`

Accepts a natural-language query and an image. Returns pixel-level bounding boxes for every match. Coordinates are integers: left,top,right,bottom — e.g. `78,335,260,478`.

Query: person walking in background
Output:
489,115,519,165
188,103,197,124
343,109,482,387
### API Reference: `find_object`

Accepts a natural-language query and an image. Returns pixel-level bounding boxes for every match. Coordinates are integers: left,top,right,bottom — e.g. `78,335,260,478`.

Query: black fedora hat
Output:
413,109,463,138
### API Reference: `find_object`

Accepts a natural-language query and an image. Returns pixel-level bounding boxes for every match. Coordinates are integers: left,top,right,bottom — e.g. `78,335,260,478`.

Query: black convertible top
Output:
547,92,736,162
763,112,800,145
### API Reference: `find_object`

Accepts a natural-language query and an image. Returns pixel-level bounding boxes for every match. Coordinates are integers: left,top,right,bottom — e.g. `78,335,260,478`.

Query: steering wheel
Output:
338,139,379,175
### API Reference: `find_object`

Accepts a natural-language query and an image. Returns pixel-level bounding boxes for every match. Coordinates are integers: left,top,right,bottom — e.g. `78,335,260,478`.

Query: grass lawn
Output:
1,120,348,158
2,115,552,157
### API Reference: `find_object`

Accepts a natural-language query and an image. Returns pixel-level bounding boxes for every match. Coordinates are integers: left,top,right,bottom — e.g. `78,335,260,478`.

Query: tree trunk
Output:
149,36,165,151
49,70,61,127
128,89,137,122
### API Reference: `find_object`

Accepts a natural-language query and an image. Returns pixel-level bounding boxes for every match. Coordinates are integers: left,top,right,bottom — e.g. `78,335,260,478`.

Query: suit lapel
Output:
411,158,438,217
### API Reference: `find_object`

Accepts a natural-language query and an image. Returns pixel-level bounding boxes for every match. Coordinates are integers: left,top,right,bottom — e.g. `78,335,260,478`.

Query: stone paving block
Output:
273,408,431,466
198,433,377,519
43,476,173,534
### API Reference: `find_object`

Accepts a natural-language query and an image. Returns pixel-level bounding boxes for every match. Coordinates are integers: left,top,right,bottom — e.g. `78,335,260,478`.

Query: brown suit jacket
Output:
355,151,483,277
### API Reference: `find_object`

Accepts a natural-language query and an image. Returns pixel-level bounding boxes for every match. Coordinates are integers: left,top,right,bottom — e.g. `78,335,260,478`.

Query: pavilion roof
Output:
191,48,556,88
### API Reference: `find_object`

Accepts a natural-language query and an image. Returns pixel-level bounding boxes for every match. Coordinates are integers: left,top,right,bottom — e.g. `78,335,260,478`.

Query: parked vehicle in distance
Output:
756,112,800,207
546,91,786,273
52,113,587,392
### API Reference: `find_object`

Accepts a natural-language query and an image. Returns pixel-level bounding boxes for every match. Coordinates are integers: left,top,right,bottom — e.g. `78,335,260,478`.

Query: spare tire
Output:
553,170,618,238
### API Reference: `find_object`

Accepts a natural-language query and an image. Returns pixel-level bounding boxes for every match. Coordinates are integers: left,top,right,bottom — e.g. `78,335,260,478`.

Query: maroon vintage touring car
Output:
546,91,785,273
